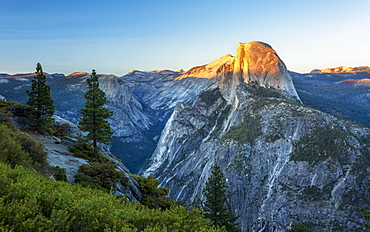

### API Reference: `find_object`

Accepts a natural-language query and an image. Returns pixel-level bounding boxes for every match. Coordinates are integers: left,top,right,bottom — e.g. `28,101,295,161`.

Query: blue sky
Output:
1,0,369,75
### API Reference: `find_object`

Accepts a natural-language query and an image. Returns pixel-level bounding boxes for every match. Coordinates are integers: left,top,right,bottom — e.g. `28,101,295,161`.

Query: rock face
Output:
121,70,216,117
114,70,216,172
232,42,300,101
144,42,370,231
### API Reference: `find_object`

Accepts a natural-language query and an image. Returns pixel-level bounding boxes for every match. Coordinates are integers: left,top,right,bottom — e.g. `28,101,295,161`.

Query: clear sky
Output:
1,0,369,76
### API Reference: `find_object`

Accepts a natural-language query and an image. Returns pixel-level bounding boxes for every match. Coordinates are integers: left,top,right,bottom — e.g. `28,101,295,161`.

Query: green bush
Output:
0,162,221,231
0,123,47,171
0,123,31,168
68,139,94,159
289,223,311,231
133,173,175,210
68,139,111,163
0,99,13,124
75,162,129,192
50,166,68,182
15,128,48,169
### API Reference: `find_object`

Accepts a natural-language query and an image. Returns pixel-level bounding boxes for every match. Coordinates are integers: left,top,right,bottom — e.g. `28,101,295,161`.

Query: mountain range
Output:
1,41,370,231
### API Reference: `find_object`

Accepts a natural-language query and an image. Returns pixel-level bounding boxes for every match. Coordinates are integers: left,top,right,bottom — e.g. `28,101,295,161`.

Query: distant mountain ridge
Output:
311,66,370,74
291,67,370,128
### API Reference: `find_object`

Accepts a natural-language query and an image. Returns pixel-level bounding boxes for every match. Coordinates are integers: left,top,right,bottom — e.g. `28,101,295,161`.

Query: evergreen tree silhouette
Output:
203,164,240,232
79,70,113,158
26,63,55,134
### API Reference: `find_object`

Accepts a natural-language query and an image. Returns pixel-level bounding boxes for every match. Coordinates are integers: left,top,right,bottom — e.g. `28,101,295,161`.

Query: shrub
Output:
0,99,12,124
0,123,32,168
75,162,129,192
14,128,48,169
50,166,68,182
0,100,29,125
133,173,175,210
68,138,93,159
0,123,47,171
289,223,311,231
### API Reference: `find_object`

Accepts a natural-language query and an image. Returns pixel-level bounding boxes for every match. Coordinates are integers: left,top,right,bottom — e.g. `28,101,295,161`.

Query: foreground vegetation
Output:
0,162,222,231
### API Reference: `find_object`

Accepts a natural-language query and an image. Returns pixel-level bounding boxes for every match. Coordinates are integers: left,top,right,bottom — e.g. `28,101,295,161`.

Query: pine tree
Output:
79,70,113,158
203,164,240,232
26,63,55,134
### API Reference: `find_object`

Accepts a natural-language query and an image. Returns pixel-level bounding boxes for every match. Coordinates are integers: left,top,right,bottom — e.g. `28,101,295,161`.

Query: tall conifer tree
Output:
26,63,55,134
203,164,240,232
79,70,113,158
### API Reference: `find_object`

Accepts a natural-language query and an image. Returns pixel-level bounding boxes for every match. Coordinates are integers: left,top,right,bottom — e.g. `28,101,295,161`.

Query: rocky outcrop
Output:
117,70,217,172
144,42,370,231
98,144,142,203
53,115,85,138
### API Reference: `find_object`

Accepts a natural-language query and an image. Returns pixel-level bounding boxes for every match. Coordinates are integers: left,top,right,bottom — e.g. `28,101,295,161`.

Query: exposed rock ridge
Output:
174,54,235,80
176,41,301,104
344,78,370,85
312,66,370,74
